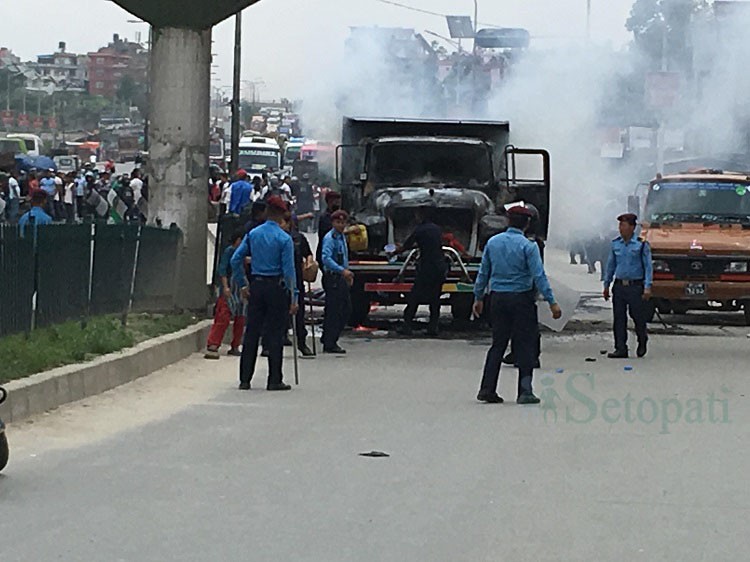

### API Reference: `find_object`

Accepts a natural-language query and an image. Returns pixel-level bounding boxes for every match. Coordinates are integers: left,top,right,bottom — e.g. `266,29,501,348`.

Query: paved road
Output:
3,324,749,561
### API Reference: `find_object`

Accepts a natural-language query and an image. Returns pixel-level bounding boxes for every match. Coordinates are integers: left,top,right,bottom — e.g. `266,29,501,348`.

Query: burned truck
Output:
336,116,551,325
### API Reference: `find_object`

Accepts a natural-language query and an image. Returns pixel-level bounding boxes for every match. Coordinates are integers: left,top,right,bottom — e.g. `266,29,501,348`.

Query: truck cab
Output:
337,116,550,325
638,170,750,324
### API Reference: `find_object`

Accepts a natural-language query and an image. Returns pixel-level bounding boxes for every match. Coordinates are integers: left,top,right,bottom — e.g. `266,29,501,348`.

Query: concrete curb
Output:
0,320,212,424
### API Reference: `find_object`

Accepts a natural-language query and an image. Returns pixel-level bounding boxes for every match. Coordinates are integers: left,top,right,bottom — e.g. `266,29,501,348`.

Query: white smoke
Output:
298,4,750,245
484,44,638,243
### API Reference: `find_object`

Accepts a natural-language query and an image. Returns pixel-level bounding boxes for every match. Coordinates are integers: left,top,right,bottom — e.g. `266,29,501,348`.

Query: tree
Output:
116,75,138,104
626,0,708,74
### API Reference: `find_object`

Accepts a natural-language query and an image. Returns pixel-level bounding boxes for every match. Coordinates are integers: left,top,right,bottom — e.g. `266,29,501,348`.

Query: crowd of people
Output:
208,167,327,233
0,162,147,226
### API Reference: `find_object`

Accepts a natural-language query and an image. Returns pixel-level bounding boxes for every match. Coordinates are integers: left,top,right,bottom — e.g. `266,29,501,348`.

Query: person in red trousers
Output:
205,230,246,359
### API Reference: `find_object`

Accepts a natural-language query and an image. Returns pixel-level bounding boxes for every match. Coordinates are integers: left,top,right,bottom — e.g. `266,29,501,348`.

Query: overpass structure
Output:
113,0,263,308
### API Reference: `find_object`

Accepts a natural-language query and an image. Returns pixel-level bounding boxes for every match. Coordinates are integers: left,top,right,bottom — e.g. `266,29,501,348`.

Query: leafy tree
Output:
626,0,708,73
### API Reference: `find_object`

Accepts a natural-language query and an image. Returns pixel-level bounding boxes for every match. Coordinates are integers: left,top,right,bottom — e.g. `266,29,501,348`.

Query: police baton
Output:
290,304,300,386
307,281,317,356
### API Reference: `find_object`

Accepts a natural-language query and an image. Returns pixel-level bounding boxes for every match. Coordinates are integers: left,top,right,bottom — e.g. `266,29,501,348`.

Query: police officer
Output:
288,213,315,357
399,206,448,336
321,209,353,354
231,195,298,391
603,213,653,359
473,206,562,404
316,191,342,264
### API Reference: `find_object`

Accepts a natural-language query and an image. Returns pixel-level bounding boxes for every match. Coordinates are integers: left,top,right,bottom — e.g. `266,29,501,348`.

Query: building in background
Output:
29,42,88,93
88,34,148,98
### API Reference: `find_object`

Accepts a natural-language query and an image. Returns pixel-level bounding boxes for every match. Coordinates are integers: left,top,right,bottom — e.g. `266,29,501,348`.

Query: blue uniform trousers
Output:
480,291,539,398
322,272,351,349
612,281,648,353
240,277,288,387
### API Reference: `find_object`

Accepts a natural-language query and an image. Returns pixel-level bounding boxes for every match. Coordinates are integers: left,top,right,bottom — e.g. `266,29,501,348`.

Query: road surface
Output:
2,250,749,561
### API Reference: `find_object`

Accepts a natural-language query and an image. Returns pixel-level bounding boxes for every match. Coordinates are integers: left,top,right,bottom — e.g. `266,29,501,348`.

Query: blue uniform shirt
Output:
230,220,298,302
39,177,56,196
18,207,53,237
228,180,253,214
474,228,556,304
321,229,349,274
603,236,653,289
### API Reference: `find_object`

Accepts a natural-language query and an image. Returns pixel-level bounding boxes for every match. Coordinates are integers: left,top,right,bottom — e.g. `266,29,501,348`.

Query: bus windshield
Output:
238,148,279,171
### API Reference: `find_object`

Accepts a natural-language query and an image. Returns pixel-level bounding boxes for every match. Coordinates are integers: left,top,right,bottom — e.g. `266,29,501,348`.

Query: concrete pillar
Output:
147,27,211,310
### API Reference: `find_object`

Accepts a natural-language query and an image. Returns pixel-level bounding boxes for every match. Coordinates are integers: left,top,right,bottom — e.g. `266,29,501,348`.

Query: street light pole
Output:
473,0,478,52
586,0,592,43
230,11,242,174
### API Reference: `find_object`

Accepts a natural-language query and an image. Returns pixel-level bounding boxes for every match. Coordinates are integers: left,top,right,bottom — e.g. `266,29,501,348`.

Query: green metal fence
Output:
0,224,181,338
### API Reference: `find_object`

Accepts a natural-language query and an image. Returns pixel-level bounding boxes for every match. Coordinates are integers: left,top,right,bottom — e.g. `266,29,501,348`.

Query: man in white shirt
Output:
4,172,21,224
54,172,65,221
129,169,145,222
63,172,77,223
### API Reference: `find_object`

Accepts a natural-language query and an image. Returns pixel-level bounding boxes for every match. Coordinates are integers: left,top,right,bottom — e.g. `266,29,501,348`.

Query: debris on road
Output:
359,451,390,458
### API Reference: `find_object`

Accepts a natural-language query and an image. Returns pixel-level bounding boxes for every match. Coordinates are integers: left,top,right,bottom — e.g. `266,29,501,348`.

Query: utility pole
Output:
230,11,242,174
586,0,592,43
5,73,10,111
473,0,478,52
656,22,668,175
144,25,152,152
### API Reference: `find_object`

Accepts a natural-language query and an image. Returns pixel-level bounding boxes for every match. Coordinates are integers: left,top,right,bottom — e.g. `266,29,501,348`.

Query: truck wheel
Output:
348,282,371,327
451,294,473,324
672,302,690,315
0,433,8,472
744,304,750,326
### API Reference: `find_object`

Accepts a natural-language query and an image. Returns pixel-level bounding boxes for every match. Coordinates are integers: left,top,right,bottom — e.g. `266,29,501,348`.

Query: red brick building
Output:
88,34,147,98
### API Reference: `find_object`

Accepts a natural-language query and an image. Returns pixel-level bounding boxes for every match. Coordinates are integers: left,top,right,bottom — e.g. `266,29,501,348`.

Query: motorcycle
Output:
0,386,8,471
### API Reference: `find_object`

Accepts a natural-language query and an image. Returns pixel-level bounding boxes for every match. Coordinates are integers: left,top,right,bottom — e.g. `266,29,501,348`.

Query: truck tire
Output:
0,433,8,472
672,302,690,315
744,304,750,326
348,282,371,327
451,294,473,324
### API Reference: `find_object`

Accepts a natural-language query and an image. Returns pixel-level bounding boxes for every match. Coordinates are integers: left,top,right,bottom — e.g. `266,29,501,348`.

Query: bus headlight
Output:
725,262,748,273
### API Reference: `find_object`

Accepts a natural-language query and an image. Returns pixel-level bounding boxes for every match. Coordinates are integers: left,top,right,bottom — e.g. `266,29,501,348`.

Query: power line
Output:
372,0,503,28
373,0,448,19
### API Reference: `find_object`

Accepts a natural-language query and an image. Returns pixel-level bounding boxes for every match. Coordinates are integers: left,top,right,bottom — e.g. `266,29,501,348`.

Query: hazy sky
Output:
0,0,636,99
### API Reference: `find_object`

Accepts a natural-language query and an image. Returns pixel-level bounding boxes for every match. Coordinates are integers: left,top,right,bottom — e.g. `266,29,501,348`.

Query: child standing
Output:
205,231,246,359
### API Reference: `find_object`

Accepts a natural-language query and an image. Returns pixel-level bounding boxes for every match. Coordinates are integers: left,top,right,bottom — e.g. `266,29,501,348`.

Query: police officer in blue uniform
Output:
603,213,653,359
321,209,354,354
231,195,298,390
473,206,562,404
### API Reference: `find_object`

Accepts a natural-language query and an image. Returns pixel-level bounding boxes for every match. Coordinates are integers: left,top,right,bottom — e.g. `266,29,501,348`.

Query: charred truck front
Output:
336,116,551,325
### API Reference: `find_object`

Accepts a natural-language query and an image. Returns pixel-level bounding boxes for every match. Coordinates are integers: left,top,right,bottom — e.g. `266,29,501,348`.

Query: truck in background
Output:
337,116,550,325
117,135,142,162
633,169,750,325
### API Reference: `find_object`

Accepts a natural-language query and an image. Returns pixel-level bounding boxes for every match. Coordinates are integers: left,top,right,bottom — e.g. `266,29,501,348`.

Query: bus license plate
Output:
685,283,706,296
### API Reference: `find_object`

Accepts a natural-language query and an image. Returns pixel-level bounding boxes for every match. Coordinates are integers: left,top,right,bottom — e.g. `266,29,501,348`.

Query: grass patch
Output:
0,313,200,385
